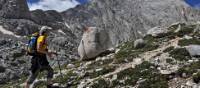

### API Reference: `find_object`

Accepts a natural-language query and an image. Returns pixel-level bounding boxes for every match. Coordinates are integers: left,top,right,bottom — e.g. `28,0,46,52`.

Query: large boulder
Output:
185,45,200,57
78,27,112,60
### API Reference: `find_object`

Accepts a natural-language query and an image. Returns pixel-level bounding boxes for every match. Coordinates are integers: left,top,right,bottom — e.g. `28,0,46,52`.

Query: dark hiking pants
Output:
27,55,53,84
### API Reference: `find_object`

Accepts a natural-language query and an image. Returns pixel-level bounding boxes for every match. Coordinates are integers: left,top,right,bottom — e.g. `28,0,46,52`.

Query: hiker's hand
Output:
47,52,54,58
48,52,57,58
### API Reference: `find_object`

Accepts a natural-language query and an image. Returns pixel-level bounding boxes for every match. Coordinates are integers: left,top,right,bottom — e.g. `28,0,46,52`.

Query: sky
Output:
184,0,200,9
27,0,88,12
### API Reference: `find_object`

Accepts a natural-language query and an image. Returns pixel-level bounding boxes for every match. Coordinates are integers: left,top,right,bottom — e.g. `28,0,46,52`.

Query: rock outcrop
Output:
0,0,30,19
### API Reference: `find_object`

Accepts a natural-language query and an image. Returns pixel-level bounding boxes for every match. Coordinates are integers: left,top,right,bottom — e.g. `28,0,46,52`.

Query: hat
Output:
40,26,52,35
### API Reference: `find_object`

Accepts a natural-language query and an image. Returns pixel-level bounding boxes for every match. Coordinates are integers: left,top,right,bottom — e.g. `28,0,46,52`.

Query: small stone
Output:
186,80,195,86
183,35,193,40
102,57,107,60
112,75,117,81
134,39,145,49
95,68,103,72
188,60,194,63
157,67,161,70
147,26,168,37
67,64,75,69
53,83,59,86
115,49,120,54
182,73,187,78
174,24,181,33
133,58,142,65
160,70,172,75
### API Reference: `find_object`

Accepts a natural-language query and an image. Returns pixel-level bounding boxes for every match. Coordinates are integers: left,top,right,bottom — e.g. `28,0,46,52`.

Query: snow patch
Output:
0,26,20,38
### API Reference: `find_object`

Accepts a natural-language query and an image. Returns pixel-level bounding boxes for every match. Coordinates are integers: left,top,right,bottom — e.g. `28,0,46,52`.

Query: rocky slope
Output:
2,22,200,88
0,0,79,84
1,0,200,87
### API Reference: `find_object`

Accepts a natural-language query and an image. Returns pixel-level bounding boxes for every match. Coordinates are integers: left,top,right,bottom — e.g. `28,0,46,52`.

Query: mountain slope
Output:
62,0,200,46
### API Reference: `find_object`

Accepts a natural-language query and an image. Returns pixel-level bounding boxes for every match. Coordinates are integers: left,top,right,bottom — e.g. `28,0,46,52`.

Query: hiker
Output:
25,26,57,88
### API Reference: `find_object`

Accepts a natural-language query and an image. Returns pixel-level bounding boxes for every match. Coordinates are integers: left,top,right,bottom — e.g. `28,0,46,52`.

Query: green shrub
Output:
86,66,116,78
112,61,168,88
169,48,191,61
166,58,174,64
177,61,200,78
90,78,110,88
115,36,159,64
178,38,200,46
193,72,200,83
163,46,174,53
168,23,195,37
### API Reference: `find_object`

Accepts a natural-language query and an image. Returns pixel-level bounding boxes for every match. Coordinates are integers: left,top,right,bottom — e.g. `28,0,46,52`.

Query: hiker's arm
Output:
37,42,48,54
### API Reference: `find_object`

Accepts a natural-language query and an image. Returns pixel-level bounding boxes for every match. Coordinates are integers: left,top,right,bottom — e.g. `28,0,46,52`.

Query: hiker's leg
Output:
41,65,54,87
25,56,39,88
25,70,39,88
47,66,54,85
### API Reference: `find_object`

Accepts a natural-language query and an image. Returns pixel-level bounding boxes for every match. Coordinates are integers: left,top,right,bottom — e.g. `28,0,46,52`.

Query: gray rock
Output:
0,39,7,46
134,39,145,49
78,27,112,60
67,64,75,69
0,66,6,73
185,45,200,56
147,27,168,37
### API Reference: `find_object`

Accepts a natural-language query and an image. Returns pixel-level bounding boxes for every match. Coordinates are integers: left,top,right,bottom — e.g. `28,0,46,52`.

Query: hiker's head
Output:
40,26,51,36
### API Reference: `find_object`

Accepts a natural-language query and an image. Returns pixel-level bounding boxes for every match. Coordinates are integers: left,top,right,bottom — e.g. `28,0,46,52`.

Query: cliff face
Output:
0,0,30,19
62,0,200,46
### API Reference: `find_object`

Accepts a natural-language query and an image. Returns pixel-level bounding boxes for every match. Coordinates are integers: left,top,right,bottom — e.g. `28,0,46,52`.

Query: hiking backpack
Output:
26,32,39,56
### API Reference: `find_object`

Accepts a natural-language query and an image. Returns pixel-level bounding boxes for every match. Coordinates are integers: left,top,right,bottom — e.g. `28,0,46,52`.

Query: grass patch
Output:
87,59,113,70
168,23,195,37
111,61,168,88
0,74,28,88
169,48,191,61
166,58,174,64
193,72,200,83
85,65,116,79
34,81,47,88
176,25,195,37
53,70,78,84
177,61,200,78
163,46,174,53
90,78,110,88
115,35,159,64
178,38,200,46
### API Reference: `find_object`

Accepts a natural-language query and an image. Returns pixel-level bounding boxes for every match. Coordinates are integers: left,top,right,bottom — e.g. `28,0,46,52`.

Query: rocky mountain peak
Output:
0,0,30,19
